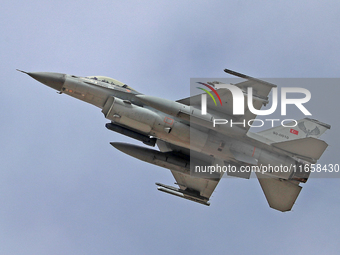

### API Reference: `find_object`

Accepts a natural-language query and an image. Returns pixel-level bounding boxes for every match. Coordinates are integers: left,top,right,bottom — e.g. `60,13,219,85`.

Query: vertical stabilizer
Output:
256,118,330,143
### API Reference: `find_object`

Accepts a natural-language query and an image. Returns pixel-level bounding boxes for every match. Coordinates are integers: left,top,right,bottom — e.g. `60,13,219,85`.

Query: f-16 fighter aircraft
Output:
18,69,330,212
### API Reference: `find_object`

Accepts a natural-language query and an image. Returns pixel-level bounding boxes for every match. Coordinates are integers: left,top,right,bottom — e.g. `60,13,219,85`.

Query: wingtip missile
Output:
155,182,210,206
224,68,277,88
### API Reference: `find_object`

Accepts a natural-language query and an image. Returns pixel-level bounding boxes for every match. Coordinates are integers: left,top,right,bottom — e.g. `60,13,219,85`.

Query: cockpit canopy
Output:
85,76,137,92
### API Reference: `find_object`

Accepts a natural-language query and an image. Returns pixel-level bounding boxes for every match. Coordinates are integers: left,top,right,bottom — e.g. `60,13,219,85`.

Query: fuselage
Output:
20,69,331,211
24,71,309,182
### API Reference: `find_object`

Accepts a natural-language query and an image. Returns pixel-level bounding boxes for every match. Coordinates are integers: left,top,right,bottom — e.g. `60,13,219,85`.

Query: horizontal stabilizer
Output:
272,137,328,160
256,173,302,212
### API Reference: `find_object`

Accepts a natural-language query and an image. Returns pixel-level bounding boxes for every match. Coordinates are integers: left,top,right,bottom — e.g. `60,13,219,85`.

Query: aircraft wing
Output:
156,140,222,206
170,171,219,199
177,69,277,131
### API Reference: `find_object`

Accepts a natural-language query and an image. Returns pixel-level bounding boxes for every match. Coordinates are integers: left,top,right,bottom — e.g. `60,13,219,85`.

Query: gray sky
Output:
1,1,340,254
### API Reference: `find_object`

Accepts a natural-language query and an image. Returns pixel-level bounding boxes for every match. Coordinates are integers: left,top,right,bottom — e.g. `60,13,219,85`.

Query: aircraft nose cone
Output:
26,71,66,91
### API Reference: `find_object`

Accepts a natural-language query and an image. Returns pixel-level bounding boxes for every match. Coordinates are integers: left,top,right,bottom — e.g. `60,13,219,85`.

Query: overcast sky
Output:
1,1,340,254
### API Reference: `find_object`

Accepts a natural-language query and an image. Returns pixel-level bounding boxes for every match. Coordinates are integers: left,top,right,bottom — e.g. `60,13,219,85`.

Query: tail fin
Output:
257,118,330,143
256,172,302,212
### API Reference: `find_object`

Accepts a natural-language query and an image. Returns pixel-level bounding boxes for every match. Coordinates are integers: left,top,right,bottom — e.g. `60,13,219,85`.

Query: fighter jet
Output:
18,69,330,212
